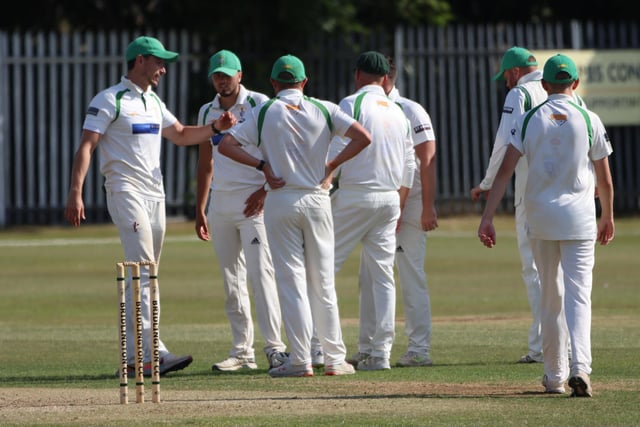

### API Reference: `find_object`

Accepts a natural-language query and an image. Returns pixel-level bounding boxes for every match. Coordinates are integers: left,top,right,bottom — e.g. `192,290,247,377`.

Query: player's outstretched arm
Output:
165,112,237,146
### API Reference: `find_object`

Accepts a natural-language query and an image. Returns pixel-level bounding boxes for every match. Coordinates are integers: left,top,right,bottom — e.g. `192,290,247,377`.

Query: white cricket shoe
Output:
325,361,356,376
346,352,370,366
212,356,258,372
357,356,390,371
268,361,313,377
518,352,544,363
569,372,592,397
267,351,289,369
396,351,433,367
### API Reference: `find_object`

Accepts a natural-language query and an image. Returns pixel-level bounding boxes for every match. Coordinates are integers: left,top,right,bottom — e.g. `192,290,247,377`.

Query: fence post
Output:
0,32,7,227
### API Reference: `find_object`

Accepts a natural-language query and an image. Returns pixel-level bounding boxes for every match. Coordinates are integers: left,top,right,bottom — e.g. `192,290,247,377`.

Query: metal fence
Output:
1,21,638,227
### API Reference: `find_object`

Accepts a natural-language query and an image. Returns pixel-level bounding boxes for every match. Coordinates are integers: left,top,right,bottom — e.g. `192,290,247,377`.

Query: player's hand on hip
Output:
264,163,285,190
244,187,266,217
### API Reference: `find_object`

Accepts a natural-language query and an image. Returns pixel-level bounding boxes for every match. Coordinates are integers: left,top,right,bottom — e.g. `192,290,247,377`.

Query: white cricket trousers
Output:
333,188,400,360
515,202,544,356
264,189,348,366
394,195,432,355
207,188,285,359
107,191,170,364
530,238,594,387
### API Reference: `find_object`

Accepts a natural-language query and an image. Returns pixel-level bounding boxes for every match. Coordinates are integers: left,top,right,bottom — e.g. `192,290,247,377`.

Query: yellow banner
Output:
534,50,640,126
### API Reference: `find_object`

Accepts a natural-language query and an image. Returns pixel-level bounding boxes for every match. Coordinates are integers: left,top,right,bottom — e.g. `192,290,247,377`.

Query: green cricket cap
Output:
208,50,242,77
493,46,538,81
125,36,179,63
356,51,390,76
271,55,307,83
543,54,579,84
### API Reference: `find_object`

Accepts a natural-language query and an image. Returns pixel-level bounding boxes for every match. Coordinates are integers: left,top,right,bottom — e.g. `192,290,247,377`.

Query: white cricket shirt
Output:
83,76,178,201
336,85,415,191
229,88,357,191
388,87,436,200
510,93,613,240
480,70,547,206
197,85,269,192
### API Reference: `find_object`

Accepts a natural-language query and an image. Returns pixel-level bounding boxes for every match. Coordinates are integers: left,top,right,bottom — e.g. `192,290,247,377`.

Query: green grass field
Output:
0,215,638,426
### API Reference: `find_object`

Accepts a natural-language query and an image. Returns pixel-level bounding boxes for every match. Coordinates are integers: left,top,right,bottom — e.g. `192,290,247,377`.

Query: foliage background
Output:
4,1,633,43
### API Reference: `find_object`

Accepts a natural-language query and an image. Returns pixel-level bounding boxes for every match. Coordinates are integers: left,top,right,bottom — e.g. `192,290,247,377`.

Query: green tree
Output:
2,1,631,33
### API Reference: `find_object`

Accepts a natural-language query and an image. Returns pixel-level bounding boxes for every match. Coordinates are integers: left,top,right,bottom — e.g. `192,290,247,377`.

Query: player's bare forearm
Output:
218,134,259,167
327,122,371,172
65,133,99,227
195,143,213,224
166,112,237,146
320,169,334,190
593,157,615,245
262,163,285,189
416,141,438,231
478,145,520,248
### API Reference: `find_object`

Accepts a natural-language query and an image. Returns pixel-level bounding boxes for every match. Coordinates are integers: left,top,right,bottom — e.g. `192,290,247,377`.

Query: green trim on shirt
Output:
520,101,547,142
304,96,332,132
257,96,332,147
569,101,593,147
256,98,278,147
520,99,593,148
201,104,213,125
515,85,532,112
112,89,130,123
353,92,368,121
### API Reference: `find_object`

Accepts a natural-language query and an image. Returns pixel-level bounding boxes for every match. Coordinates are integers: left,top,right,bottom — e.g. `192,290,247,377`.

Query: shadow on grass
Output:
160,391,559,401
0,367,271,385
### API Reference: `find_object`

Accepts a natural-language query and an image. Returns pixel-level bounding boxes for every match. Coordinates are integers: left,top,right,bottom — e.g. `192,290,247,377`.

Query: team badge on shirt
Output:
549,114,568,126
87,106,99,116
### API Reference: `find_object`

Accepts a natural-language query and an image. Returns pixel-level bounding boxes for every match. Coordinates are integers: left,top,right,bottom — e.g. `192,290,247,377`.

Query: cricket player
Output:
478,53,614,397
332,51,416,371
218,54,372,377
194,49,288,372
64,36,235,376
